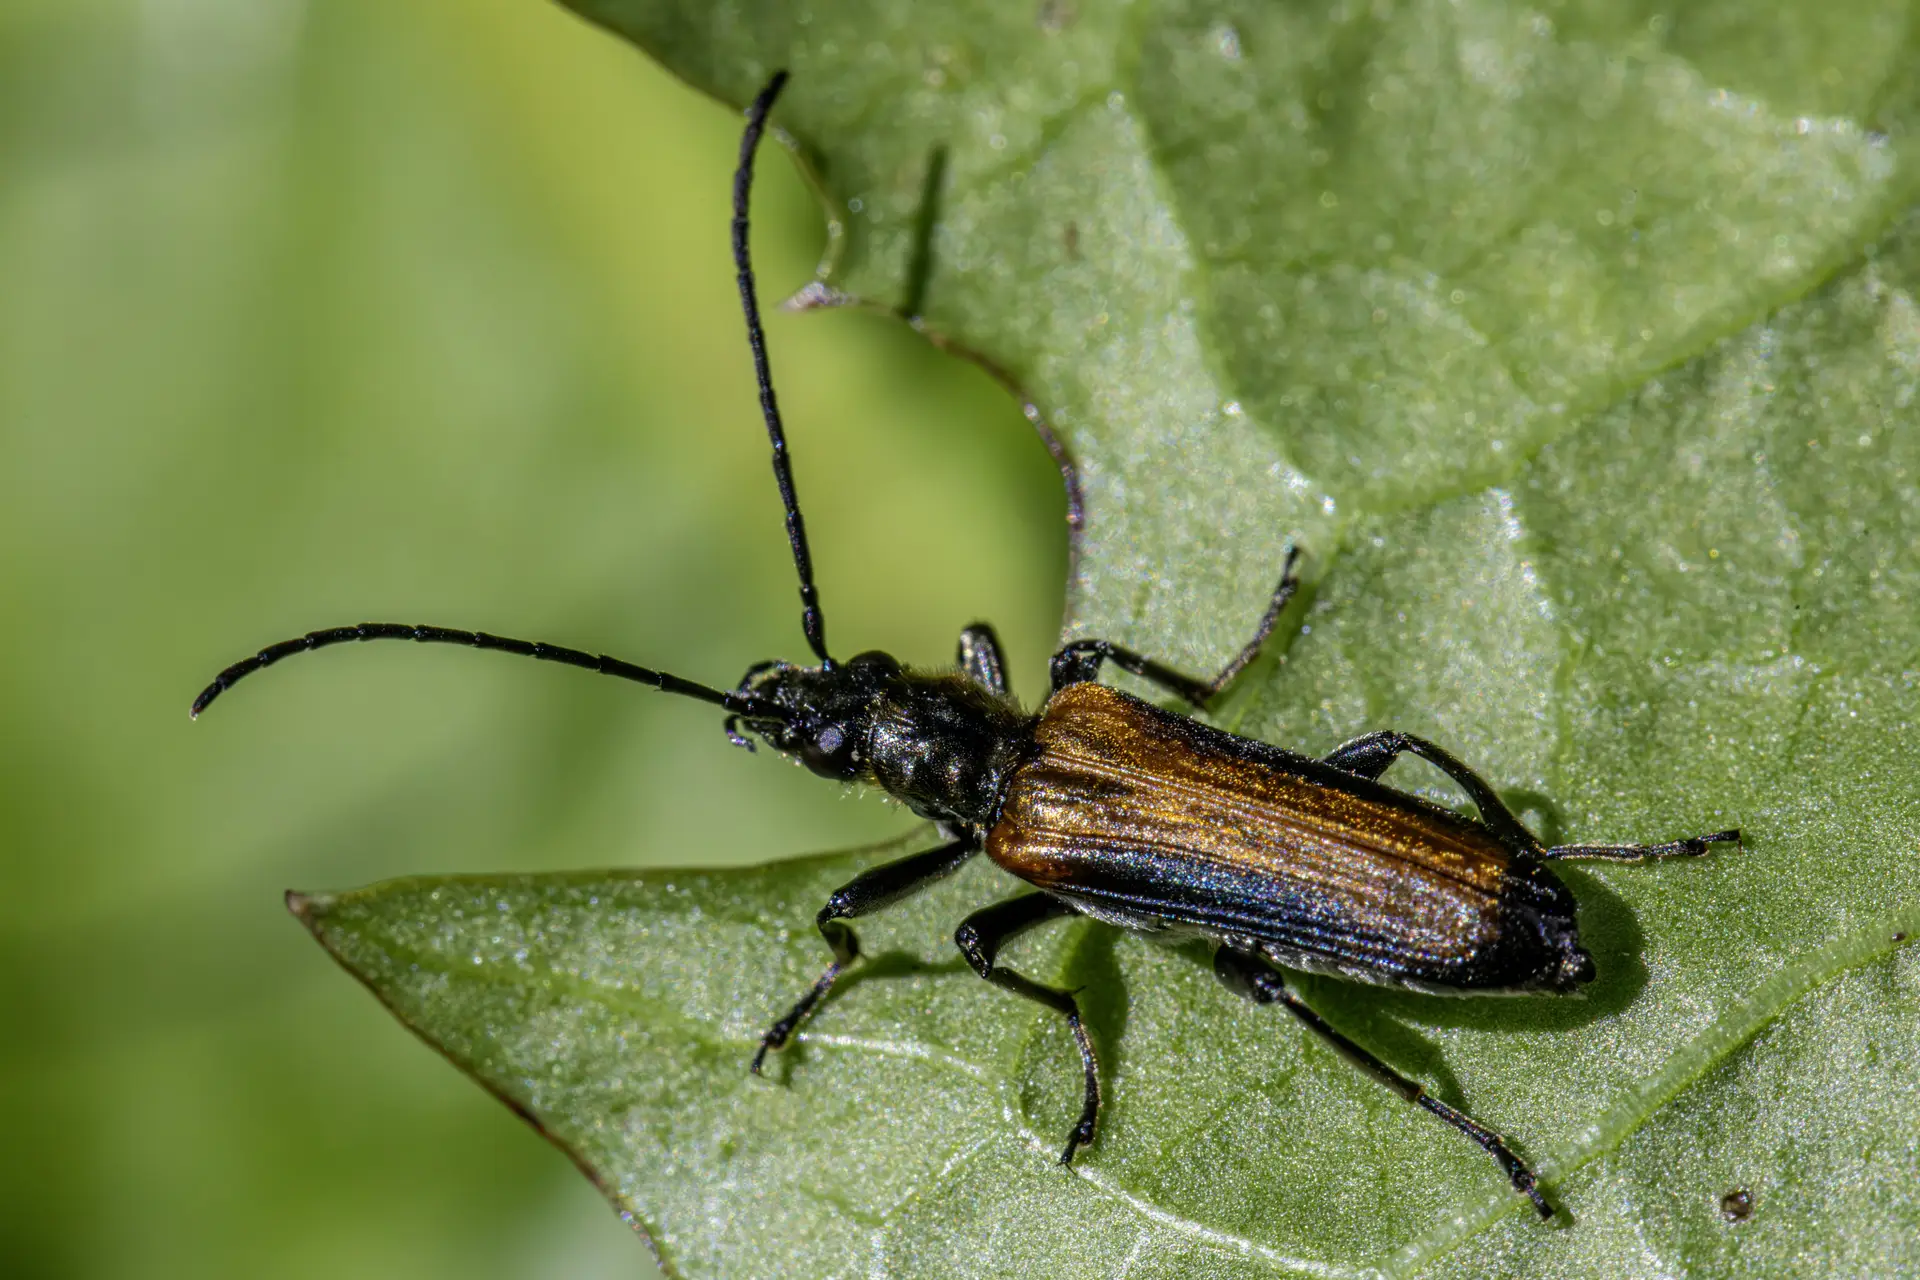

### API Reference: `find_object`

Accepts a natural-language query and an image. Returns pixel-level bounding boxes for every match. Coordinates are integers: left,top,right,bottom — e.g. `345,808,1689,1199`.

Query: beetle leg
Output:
1049,546,1301,706
956,623,1009,695
1322,731,1546,857
1544,828,1742,862
953,894,1100,1165
751,836,979,1074
1212,946,1555,1220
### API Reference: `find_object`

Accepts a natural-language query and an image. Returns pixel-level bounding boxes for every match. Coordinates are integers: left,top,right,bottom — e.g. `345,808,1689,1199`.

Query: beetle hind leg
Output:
751,836,979,1075
954,894,1100,1164
1322,731,1547,857
1213,946,1554,1220
1543,828,1742,862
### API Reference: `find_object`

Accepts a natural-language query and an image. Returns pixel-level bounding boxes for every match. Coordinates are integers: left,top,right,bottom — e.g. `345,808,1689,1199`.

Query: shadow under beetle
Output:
194,71,1741,1221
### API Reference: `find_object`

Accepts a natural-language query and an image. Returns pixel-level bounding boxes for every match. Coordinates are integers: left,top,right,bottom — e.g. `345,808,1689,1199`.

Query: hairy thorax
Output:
866,673,1035,829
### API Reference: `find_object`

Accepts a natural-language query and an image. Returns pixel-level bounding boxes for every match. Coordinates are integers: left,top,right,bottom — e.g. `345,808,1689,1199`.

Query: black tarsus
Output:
188,623,775,721
1323,732,1743,865
752,836,980,1074
1050,545,1301,705
734,70,831,667
956,623,1009,696
954,893,1099,1165
1213,946,1555,1220
1544,829,1743,862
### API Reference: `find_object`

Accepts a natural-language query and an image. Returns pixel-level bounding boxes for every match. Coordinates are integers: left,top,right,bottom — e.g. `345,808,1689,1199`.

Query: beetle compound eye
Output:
786,719,868,783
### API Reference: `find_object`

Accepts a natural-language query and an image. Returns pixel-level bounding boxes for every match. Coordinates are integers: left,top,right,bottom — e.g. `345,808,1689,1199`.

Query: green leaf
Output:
299,3,1920,1277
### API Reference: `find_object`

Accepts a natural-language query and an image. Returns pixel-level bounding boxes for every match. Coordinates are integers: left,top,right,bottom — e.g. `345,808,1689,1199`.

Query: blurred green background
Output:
0,1,1065,1275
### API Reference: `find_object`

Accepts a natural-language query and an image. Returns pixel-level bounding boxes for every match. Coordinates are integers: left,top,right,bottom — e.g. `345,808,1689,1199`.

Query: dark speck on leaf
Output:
1721,1188,1753,1223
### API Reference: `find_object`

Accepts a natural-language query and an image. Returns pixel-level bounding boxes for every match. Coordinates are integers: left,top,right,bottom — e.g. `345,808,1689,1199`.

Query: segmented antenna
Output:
189,623,784,721
189,73,829,721
734,70,832,666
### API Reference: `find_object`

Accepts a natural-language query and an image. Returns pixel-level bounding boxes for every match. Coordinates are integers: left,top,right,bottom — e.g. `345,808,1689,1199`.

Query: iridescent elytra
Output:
191,71,1740,1220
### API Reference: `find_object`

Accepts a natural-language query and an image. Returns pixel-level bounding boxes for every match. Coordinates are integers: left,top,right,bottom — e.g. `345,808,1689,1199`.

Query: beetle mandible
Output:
193,71,1740,1220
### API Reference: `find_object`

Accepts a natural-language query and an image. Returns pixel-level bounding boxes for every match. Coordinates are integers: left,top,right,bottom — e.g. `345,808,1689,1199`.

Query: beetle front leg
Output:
953,893,1099,1165
956,623,1009,695
1322,730,1546,856
751,836,979,1074
1213,946,1554,1220
1050,546,1301,705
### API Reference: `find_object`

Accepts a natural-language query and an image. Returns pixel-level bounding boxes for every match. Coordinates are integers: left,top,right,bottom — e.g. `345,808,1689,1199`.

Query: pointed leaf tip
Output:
285,889,321,925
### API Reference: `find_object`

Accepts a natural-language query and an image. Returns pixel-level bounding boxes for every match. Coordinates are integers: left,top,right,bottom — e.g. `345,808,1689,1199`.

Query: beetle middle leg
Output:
1212,946,1554,1220
751,836,979,1074
953,893,1101,1165
1050,546,1301,706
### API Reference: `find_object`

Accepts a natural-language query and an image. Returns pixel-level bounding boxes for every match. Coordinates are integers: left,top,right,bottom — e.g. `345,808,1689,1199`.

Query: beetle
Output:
193,71,1740,1220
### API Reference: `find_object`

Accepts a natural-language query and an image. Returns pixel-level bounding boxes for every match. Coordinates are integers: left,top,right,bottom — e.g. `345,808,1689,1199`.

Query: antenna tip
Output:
751,69,790,114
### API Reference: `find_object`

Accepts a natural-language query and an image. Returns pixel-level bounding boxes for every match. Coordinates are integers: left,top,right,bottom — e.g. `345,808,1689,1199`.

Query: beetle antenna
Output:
734,70,832,667
188,623,789,722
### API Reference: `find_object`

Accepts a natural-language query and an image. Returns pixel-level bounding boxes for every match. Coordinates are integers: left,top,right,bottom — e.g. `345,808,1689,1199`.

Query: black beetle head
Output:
731,651,902,781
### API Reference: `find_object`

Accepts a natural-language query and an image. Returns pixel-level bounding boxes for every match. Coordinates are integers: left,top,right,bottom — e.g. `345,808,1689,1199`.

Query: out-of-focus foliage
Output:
0,2,1060,1277
295,2,1920,1278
